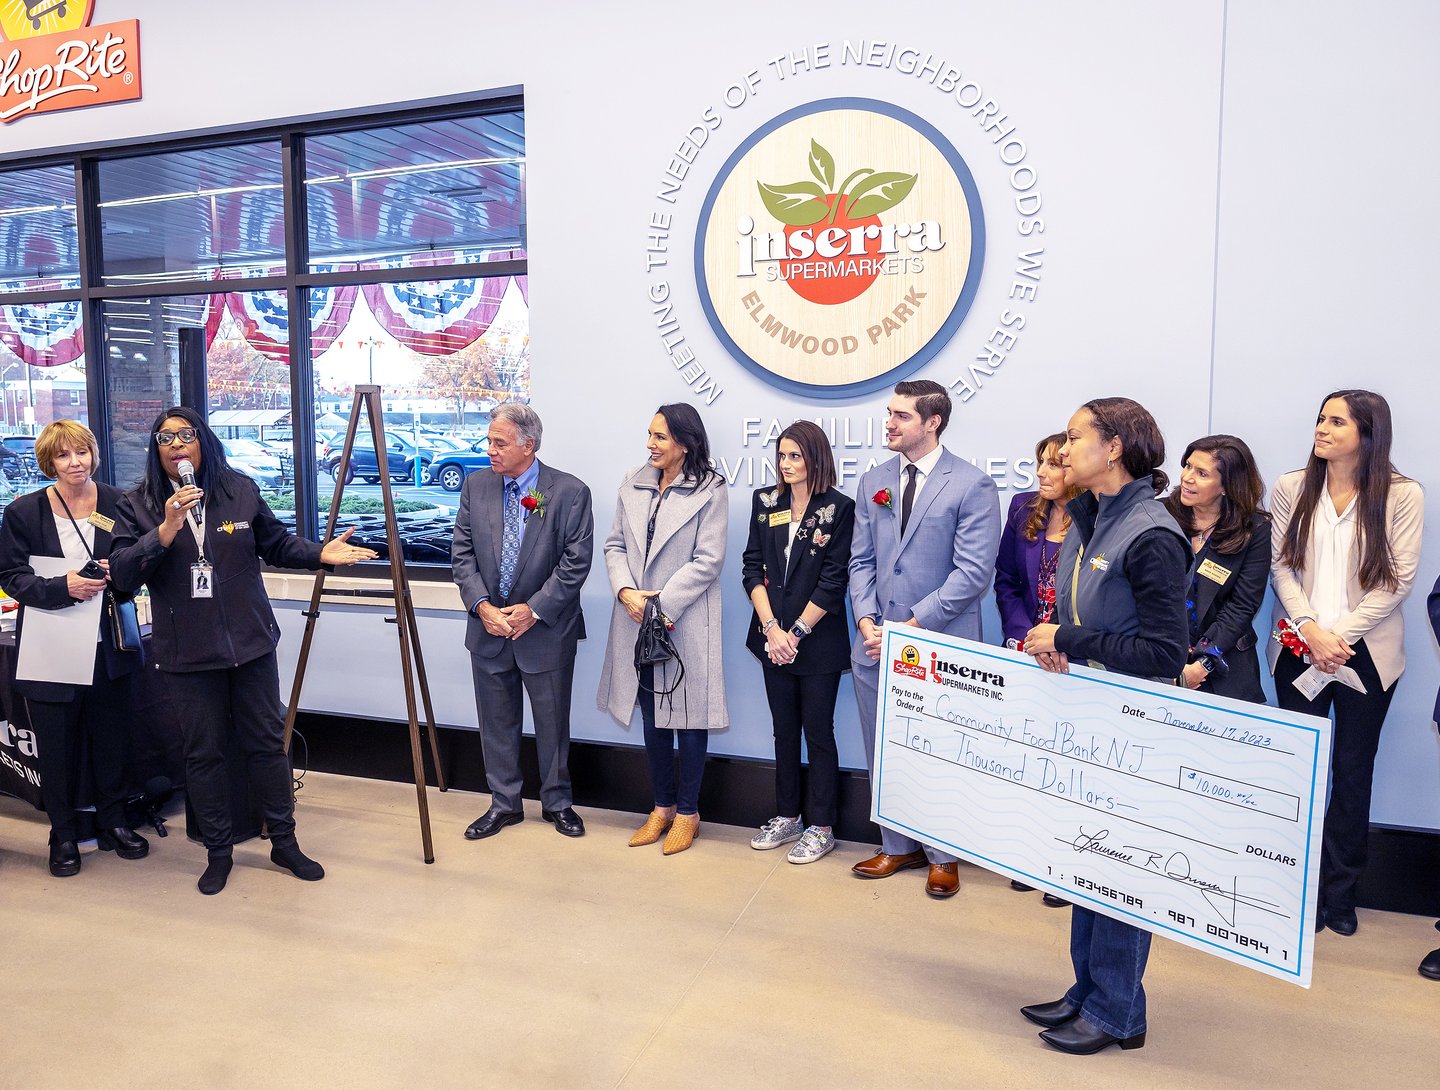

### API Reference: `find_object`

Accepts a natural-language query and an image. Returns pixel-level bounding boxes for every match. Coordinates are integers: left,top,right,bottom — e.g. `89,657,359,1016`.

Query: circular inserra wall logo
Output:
0,0,95,39
696,97,984,398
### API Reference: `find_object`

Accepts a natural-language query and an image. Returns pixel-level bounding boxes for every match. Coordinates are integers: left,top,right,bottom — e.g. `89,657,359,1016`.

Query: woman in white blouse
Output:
1269,389,1424,937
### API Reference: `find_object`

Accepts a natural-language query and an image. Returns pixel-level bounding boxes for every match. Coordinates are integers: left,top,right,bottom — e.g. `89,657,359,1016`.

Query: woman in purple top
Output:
993,431,1078,907
995,432,1078,649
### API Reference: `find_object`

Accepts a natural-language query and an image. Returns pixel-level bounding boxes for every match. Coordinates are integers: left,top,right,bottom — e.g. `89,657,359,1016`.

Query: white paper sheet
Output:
14,556,104,686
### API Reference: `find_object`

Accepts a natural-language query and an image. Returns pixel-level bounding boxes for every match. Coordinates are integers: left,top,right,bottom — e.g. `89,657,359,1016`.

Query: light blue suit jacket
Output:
848,447,1001,668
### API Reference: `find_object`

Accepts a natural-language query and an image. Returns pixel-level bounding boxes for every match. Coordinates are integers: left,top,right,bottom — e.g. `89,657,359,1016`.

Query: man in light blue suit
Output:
849,380,1000,897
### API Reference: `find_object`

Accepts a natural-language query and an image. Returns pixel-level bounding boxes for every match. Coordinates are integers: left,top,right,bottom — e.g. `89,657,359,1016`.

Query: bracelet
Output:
761,617,780,634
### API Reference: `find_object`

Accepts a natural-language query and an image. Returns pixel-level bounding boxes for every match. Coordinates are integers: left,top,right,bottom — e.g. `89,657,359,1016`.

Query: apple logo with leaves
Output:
756,139,918,306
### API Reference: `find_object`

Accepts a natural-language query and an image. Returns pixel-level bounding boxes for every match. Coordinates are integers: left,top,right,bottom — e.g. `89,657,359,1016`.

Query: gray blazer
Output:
451,460,594,672
849,447,1000,667
597,464,729,731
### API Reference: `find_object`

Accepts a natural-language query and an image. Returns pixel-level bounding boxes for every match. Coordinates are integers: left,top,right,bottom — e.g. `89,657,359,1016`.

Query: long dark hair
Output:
140,406,239,515
1163,434,1269,555
1279,389,1404,593
655,402,720,484
1023,431,1077,542
776,419,837,497
1081,397,1169,494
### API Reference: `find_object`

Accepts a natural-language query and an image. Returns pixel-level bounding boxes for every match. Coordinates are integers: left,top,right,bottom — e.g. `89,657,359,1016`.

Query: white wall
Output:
8,0,1438,829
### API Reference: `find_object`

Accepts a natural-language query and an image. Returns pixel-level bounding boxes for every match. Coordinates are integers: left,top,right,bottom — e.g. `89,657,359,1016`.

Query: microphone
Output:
177,459,201,525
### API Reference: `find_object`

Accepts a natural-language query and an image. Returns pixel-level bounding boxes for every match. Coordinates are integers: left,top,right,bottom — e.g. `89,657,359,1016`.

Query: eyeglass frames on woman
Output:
155,429,199,445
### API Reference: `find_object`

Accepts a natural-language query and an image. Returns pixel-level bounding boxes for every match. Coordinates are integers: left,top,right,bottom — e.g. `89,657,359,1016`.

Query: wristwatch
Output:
790,619,813,640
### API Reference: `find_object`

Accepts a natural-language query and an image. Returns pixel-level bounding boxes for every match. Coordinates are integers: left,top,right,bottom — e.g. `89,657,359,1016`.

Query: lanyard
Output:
173,483,207,565
51,486,100,564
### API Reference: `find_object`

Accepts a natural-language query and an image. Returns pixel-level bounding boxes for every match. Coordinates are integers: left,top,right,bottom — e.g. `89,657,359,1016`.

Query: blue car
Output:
427,437,491,492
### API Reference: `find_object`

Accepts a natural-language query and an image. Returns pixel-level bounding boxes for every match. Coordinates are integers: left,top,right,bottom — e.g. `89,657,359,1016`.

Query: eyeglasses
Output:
154,428,198,446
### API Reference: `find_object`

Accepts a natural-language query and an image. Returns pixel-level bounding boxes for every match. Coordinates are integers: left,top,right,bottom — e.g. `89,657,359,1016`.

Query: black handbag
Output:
634,595,684,695
107,592,142,652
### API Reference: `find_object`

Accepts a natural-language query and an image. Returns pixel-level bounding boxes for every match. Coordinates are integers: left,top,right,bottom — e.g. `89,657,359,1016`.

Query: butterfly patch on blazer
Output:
814,503,836,526
812,529,831,548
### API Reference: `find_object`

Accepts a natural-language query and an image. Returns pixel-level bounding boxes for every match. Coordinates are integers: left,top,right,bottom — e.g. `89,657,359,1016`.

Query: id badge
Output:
190,562,214,599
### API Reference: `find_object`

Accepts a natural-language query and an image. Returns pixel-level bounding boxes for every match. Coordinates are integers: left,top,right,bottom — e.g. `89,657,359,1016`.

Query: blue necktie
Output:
499,480,521,600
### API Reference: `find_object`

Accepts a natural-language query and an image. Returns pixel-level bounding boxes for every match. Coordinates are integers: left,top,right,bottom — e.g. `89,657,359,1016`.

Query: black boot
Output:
198,847,233,895
97,827,150,860
270,838,324,881
48,835,81,878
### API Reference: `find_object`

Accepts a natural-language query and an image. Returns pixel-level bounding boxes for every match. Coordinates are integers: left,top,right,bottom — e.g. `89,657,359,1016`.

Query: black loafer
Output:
49,838,81,878
1020,997,1082,1028
1328,908,1358,936
1316,906,1328,933
542,807,585,837
464,808,524,840
97,826,150,860
1420,948,1440,981
1010,880,1034,892
1039,1014,1146,1054
1042,893,1070,908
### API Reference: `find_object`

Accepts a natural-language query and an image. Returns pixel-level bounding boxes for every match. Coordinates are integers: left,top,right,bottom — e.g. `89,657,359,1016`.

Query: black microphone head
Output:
177,459,196,486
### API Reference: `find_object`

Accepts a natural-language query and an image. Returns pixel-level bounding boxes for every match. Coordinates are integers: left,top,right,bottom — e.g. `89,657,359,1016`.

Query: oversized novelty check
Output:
874,627,1332,986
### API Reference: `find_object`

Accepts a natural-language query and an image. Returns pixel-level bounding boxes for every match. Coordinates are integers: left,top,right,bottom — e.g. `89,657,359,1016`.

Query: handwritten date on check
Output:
875,629,1332,986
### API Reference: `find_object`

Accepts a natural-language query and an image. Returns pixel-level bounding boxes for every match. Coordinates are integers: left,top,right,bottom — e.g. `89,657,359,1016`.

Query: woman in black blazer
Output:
0,420,146,877
1162,434,1271,703
741,420,855,864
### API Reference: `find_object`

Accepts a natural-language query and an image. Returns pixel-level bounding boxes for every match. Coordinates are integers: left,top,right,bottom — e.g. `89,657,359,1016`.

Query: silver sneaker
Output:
750,815,804,850
787,826,836,864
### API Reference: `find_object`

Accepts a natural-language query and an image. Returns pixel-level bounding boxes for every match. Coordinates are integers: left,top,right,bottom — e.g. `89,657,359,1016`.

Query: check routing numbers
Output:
875,631,1331,986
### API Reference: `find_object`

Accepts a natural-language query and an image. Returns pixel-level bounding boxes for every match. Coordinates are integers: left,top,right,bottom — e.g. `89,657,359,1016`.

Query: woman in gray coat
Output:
597,403,728,855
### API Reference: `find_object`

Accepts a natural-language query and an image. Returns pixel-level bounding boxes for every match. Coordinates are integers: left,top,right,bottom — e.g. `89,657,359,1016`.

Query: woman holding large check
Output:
1020,397,1191,1055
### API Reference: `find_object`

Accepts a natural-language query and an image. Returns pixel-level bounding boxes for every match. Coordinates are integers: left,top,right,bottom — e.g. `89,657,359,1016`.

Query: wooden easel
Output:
281,385,447,864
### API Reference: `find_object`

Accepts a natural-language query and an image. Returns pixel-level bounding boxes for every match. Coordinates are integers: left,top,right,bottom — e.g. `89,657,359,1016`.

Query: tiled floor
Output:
2,773,1434,1089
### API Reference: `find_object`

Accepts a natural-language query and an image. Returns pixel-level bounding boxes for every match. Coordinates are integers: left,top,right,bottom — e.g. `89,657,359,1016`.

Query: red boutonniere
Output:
1272,618,1310,661
872,488,893,509
521,487,546,520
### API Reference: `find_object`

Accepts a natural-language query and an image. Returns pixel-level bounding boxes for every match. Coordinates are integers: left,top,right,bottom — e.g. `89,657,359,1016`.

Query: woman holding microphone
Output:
741,420,854,864
0,420,147,877
109,407,377,895
1020,397,1190,1055
1269,390,1422,936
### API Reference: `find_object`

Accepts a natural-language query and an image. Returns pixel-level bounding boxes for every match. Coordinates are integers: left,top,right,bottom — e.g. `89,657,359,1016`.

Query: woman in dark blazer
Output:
1162,434,1271,703
740,421,855,864
0,420,146,877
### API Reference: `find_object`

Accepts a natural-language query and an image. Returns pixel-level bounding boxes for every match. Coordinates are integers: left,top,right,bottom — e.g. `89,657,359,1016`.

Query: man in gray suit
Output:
452,402,594,840
849,379,1000,896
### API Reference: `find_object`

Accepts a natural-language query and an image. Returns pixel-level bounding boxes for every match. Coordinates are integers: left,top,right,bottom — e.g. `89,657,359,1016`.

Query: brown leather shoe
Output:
851,849,928,878
926,863,960,898
629,809,674,847
662,813,700,855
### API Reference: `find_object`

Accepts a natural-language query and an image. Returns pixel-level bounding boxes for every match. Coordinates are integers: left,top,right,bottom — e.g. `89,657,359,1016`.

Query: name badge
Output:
190,562,214,599
768,510,792,527
1197,558,1232,584
87,511,115,532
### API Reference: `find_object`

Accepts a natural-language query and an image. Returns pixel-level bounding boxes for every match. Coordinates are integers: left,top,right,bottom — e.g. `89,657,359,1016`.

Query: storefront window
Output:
306,113,525,272
97,143,285,286
310,272,529,564
0,164,80,293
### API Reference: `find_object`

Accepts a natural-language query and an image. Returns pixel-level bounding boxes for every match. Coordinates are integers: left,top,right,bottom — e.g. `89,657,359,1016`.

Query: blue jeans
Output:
1064,906,1150,1038
639,666,708,814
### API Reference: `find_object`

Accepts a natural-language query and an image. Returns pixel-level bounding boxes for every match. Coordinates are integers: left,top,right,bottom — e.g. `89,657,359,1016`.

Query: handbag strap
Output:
51,486,100,565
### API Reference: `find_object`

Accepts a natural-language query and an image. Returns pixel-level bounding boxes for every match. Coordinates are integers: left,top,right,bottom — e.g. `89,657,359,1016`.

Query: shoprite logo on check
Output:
893,644,927,679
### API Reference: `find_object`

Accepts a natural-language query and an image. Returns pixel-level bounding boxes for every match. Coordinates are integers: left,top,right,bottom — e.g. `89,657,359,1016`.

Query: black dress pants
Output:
761,666,842,827
26,657,132,843
162,652,296,849
1274,640,1396,911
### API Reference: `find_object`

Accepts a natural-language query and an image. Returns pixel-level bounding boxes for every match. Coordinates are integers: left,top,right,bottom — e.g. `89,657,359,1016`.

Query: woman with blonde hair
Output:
0,420,148,877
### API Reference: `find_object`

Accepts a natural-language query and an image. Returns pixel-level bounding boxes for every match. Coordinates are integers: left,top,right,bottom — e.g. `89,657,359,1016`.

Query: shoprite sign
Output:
0,2,142,124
